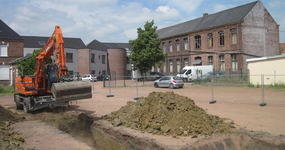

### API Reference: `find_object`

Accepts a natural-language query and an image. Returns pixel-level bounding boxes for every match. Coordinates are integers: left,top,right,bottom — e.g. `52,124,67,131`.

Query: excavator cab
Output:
46,64,60,91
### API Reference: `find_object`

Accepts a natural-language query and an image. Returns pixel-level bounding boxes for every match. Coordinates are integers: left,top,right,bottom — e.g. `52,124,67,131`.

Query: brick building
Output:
0,19,24,85
156,1,279,76
280,43,285,54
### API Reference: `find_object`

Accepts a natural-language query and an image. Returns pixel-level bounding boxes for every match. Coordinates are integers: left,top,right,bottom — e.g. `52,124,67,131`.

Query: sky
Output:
1,0,285,44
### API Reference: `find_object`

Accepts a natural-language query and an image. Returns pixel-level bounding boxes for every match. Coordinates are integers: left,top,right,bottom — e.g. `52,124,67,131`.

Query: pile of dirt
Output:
0,105,25,150
103,91,235,137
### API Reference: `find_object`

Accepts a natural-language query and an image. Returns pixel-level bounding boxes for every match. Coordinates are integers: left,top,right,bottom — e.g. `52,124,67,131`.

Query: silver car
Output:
154,76,184,88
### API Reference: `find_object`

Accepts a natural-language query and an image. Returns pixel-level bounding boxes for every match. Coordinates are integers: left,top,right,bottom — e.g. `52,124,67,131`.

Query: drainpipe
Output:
10,67,13,86
237,23,239,53
188,34,190,66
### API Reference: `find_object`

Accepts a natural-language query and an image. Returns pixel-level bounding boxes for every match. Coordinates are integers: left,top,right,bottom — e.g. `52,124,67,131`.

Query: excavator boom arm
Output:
34,26,67,92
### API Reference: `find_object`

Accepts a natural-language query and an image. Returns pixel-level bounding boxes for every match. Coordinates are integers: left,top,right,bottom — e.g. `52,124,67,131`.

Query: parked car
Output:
71,74,82,81
199,71,225,80
61,75,74,82
82,74,97,82
154,76,184,89
97,75,110,81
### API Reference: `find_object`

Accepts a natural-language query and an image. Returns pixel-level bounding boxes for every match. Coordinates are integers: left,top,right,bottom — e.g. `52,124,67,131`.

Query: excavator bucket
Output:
51,81,92,102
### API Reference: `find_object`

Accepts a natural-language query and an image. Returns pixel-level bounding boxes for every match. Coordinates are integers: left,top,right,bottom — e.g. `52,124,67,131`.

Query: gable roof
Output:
21,36,86,49
103,43,132,51
86,39,109,51
0,19,22,39
156,1,258,39
9,53,32,65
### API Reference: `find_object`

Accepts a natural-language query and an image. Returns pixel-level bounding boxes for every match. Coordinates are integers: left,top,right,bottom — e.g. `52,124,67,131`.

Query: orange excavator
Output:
14,26,92,113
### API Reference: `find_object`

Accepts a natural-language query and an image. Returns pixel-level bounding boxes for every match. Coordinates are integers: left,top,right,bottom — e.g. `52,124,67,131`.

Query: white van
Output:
177,65,213,81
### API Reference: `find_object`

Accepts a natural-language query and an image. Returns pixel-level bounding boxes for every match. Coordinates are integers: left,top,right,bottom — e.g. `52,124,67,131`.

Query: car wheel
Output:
154,83,159,88
169,84,174,89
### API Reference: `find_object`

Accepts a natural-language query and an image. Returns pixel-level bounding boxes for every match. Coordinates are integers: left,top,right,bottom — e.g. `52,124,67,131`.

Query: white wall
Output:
65,48,78,73
247,56,285,85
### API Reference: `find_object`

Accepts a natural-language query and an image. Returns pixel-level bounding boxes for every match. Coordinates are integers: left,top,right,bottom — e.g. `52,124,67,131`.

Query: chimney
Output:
203,13,208,17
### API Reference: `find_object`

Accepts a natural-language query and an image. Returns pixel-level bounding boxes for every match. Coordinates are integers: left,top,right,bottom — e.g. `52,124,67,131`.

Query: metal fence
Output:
101,72,285,87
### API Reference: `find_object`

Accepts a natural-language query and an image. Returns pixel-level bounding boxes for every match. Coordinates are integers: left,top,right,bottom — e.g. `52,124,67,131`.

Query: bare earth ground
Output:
1,80,285,149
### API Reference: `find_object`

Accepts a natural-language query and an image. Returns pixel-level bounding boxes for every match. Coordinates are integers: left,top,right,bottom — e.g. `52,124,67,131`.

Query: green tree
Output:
129,20,167,75
17,49,52,75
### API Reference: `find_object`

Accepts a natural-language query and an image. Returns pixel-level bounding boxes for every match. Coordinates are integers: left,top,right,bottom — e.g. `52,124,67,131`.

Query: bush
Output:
268,82,285,89
248,83,255,87
0,85,15,96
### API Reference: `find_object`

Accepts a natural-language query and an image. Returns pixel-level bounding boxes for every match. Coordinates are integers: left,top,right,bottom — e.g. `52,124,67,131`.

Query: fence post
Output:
274,70,276,86
134,79,140,100
106,75,114,97
124,71,126,87
210,73,216,104
92,79,95,93
103,72,105,87
260,74,266,106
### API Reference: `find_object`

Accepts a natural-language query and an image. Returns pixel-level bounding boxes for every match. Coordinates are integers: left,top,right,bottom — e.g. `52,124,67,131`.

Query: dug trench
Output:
1,92,285,150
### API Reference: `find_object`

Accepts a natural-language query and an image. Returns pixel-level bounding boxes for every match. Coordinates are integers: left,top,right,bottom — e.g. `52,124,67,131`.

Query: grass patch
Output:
268,82,285,89
248,83,255,87
0,85,15,96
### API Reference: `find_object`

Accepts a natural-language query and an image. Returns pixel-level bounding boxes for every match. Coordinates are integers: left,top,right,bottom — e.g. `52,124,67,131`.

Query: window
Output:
194,57,202,66
169,41,172,52
66,53,73,63
231,54,238,71
152,66,154,72
208,33,213,48
176,40,180,52
39,41,46,45
169,60,173,73
176,59,180,73
195,36,201,49
126,56,130,64
0,45,8,57
219,31,224,46
219,55,225,71
184,58,188,66
208,56,213,65
162,42,166,53
231,29,237,45
157,67,160,73
184,38,188,51
67,71,73,75
91,53,95,63
102,55,106,64
0,65,9,80
91,70,95,76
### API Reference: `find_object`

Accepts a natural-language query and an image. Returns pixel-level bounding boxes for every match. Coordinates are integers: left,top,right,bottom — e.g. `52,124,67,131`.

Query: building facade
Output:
86,40,109,77
0,19,24,85
156,1,279,76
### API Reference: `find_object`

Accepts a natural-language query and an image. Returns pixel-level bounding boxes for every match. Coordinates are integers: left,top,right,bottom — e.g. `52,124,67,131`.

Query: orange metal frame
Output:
15,26,67,96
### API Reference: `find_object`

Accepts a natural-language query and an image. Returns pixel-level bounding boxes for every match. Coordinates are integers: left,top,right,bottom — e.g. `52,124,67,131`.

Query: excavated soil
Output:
102,91,235,137
1,86,285,149
0,105,25,150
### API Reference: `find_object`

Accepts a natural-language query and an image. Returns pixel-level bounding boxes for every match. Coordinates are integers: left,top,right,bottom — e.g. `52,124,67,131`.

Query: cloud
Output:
213,4,236,13
268,0,284,8
168,0,204,12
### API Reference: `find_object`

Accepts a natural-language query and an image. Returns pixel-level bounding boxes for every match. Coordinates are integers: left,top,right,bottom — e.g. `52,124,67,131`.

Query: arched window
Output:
219,31,224,46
